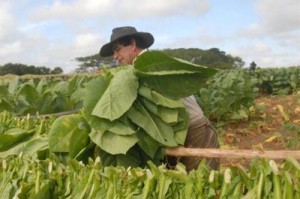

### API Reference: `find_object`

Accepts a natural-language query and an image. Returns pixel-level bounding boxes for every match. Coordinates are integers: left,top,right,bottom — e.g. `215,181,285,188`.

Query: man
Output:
99,26,220,171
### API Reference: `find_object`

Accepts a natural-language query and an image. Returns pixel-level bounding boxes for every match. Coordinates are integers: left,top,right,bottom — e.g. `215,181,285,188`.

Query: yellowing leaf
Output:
276,105,290,122
264,135,280,143
277,105,284,113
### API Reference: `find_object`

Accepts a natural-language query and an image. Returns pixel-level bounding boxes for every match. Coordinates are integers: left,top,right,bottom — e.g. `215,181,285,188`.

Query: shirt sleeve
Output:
181,95,205,125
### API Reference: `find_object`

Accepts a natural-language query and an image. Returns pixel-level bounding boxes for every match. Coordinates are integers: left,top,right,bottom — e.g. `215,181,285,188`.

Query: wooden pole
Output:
165,147,300,160
19,110,80,119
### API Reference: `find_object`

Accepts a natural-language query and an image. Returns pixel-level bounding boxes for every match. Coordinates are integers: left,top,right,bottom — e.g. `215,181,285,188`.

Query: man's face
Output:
112,40,137,65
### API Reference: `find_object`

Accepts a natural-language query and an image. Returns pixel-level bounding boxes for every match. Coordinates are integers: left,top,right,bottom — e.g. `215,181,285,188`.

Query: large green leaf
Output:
136,129,161,159
0,128,34,152
30,181,53,199
134,51,217,73
67,75,80,96
16,83,39,106
92,68,138,121
139,73,211,99
0,85,8,97
140,97,178,124
69,128,89,158
98,147,141,167
8,77,19,95
48,114,89,153
138,86,184,108
172,108,189,145
36,92,53,114
89,129,138,155
134,51,218,99
51,81,69,96
0,142,24,158
36,77,48,94
21,136,49,157
83,75,112,120
91,117,136,135
70,87,85,106
0,99,13,112
127,101,177,147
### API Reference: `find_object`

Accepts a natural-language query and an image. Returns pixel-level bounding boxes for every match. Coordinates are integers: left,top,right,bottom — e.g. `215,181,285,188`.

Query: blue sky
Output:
0,0,299,73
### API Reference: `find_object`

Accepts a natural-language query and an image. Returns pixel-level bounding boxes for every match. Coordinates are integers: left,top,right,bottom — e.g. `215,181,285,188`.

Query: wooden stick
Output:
165,147,300,160
19,110,80,119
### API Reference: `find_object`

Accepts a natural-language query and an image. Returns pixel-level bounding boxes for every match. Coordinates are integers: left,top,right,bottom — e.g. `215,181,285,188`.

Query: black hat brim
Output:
99,32,154,57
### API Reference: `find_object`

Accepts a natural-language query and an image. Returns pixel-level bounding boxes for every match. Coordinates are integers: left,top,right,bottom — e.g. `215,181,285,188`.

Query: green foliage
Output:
0,111,53,159
0,51,217,168
63,51,216,168
161,48,245,69
134,51,218,99
75,54,114,69
250,66,300,94
197,70,259,122
92,68,138,121
195,66,300,123
1,157,300,198
1,65,299,164
0,75,91,115
48,115,89,156
0,63,63,76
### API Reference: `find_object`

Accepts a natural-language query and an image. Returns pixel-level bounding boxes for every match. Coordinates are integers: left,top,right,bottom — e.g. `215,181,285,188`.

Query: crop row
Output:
1,155,300,198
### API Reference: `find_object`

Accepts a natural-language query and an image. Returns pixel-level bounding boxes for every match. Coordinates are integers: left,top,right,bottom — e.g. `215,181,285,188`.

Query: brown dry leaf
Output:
252,143,264,151
223,133,237,145
295,107,300,114
265,127,276,131
260,113,267,119
293,119,300,124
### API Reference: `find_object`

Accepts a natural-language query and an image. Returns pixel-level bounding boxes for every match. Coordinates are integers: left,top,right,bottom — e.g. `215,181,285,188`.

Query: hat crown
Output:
110,26,137,41
100,26,154,57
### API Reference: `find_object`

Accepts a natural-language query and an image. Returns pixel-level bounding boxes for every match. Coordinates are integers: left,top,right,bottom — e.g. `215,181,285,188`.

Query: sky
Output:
0,0,299,73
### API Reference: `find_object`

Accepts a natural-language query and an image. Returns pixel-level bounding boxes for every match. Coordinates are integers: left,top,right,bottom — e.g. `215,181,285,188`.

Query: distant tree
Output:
74,48,245,71
163,48,245,69
51,67,64,74
249,61,257,71
75,54,115,72
0,63,63,76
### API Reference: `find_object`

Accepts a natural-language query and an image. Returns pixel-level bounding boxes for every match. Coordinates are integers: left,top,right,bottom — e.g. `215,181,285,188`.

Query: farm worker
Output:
99,26,220,171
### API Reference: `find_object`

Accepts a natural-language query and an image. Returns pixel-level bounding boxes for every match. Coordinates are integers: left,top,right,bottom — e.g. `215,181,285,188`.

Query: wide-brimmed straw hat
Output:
99,26,154,57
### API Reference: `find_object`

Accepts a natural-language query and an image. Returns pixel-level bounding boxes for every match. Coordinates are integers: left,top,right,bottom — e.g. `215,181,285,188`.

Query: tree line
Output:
0,63,63,76
75,47,245,71
0,48,248,75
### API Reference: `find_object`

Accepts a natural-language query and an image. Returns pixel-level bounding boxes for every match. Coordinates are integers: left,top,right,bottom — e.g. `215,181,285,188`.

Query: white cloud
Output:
28,0,114,20
0,2,17,41
0,42,22,57
29,0,209,21
75,33,101,48
119,0,209,19
233,0,300,67
230,42,300,67
154,26,224,50
0,0,298,74
239,0,300,37
256,0,300,34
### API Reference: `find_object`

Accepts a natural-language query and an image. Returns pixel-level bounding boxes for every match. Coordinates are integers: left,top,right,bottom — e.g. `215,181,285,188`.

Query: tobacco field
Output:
1,52,300,198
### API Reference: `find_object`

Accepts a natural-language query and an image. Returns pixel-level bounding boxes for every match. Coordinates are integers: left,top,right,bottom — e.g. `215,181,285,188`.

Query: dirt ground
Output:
218,92,300,167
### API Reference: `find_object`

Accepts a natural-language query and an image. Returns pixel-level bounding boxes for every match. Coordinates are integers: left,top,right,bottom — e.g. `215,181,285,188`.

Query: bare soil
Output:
218,92,300,167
